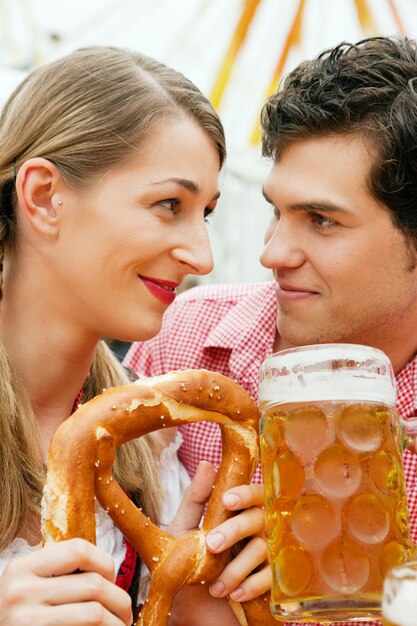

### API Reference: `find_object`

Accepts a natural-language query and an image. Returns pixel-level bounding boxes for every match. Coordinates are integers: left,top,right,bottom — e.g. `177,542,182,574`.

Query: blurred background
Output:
0,0,416,287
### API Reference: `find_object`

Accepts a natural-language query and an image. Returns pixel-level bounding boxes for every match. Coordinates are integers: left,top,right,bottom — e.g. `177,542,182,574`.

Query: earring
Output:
57,200,63,206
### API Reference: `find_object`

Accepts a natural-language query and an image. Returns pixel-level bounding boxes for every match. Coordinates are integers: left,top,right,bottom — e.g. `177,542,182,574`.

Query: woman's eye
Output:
159,199,179,213
204,207,216,223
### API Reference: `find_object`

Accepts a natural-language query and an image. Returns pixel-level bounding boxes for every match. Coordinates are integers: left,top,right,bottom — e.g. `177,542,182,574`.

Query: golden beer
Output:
259,345,414,622
382,562,417,626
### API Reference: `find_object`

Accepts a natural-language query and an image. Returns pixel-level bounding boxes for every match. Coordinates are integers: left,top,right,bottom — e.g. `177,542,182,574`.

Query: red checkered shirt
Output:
124,281,417,626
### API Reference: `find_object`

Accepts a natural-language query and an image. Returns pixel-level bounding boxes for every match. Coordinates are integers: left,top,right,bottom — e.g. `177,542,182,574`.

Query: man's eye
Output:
311,213,337,231
271,205,280,219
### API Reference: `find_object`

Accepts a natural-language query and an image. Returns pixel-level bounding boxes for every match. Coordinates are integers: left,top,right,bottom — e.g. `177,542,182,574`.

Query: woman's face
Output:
51,116,221,342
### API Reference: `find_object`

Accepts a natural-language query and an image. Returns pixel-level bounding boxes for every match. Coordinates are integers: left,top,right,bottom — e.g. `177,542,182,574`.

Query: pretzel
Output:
41,369,275,626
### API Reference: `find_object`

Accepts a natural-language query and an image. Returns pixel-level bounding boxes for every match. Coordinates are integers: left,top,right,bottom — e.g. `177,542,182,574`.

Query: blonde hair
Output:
0,46,226,551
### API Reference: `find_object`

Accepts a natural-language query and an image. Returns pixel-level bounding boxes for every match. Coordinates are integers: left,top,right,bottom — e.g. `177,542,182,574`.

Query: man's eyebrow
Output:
262,188,350,214
289,201,351,214
151,177,220,200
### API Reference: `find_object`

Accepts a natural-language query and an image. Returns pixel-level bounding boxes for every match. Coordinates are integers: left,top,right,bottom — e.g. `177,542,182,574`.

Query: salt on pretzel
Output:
41,369,275,626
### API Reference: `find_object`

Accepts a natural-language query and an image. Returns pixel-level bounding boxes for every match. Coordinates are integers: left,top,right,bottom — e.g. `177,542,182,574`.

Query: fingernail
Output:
209,580,225,597
223,492,240,507
206,531,224,550
230,587,244,601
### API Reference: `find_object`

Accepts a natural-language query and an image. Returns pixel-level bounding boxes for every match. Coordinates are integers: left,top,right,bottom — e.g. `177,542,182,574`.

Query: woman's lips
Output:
140,275,180,305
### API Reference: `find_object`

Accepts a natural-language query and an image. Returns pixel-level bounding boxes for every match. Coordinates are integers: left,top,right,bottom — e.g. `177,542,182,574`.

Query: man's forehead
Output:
262,135,377,201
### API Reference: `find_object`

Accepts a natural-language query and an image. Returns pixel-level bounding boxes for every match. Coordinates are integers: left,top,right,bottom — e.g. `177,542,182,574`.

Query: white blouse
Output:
0,431,190,606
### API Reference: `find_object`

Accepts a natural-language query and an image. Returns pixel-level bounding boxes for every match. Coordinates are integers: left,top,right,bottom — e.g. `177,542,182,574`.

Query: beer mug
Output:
382,561,417,626
258,344,413,622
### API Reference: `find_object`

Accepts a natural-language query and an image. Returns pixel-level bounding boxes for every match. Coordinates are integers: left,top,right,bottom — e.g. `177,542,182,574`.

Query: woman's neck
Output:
11,340,96,456
0,295,98,453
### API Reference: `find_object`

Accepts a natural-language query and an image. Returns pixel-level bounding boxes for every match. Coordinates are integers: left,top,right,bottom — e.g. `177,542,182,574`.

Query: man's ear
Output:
15,158,64,237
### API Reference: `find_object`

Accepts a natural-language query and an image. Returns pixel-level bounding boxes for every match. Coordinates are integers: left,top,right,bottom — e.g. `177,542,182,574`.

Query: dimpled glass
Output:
259,344,414,622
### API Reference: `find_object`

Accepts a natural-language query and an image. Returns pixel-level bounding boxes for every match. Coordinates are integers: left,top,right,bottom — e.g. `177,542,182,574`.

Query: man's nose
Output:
260,218,305,270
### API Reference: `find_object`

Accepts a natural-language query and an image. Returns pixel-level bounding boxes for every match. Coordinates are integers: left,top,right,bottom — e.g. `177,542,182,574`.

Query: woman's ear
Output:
15,158,64,237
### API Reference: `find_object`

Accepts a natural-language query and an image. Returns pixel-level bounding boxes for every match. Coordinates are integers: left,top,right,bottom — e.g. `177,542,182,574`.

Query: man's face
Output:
260,135,417,353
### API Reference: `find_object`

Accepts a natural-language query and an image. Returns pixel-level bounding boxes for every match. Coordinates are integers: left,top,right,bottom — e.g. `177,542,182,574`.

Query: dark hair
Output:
261,36,417,246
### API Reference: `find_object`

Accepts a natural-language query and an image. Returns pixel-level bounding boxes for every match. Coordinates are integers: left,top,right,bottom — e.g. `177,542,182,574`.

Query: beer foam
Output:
259,344,396,407
383,578,417,626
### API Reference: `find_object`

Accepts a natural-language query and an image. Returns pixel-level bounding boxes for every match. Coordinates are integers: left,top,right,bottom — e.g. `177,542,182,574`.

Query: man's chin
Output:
277,322,333,350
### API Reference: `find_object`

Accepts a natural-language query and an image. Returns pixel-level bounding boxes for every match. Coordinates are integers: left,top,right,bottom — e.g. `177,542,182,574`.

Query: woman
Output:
0,47,269,625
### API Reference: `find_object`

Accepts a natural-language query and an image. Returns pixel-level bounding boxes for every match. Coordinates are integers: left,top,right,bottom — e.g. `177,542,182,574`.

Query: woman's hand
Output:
168,461,271,625
0,539,133,626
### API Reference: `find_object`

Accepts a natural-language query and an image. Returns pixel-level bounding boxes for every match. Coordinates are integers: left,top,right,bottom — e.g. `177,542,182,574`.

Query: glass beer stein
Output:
382,561,417,626
258,344,414,622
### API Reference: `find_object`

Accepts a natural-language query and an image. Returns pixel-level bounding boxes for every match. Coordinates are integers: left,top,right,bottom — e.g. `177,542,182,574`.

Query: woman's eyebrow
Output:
151,177,220,200
151,177,199,192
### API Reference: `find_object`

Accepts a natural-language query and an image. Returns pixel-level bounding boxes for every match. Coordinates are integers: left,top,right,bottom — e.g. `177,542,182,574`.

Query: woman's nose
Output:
171,223,214,276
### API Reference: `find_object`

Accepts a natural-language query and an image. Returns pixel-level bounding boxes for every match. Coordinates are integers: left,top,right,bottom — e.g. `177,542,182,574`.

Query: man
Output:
124,36,417,621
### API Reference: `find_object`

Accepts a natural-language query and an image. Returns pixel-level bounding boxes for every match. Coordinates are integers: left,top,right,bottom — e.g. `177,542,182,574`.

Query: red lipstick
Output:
140,275,181,305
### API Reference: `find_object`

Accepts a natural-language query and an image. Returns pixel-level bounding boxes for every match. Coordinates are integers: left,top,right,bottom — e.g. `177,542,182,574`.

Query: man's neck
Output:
273,333,293,354
375,339,417,376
